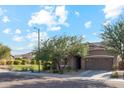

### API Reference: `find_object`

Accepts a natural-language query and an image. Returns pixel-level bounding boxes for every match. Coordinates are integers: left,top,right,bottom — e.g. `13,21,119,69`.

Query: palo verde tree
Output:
34,35,88,73
101,18,124,69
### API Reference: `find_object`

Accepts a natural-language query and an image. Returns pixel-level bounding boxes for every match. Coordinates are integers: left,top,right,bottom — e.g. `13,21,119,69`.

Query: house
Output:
67,42,117,70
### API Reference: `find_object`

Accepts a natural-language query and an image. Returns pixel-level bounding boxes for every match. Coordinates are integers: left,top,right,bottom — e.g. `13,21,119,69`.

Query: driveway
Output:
80,70,112,79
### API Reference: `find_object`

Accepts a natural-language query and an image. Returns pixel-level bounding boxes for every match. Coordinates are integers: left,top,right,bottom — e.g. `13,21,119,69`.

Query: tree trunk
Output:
56,61,63,74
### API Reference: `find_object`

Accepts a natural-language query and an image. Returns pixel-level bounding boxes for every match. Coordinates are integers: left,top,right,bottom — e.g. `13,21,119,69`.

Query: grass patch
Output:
11,65,43,72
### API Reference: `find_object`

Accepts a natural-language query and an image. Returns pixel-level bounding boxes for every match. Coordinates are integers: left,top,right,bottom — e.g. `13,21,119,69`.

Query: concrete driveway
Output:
80,70,112,79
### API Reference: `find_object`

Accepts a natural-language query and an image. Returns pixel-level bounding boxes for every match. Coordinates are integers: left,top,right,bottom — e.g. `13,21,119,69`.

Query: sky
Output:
0,5,124,55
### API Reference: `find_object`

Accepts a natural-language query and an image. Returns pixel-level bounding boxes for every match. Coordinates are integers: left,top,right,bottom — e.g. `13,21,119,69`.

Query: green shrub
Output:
0,59,6,65
21,59,30,65
112,64,118,71
42,61,51,70
30,59,36,65
13,60,22,65
111,71,119,78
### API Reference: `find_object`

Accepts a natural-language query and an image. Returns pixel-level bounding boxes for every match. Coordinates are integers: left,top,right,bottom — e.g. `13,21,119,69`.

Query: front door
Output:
75,56,81,69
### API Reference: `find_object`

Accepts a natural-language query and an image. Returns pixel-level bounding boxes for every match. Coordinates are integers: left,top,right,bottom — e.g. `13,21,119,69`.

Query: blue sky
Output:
0,5,124,55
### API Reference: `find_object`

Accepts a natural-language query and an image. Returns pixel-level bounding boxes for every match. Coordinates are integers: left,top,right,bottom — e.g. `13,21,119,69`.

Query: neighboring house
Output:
14,52,34,60
67,42,117,70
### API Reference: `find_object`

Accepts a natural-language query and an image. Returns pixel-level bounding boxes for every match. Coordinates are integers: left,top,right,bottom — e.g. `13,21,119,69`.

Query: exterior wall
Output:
89,49,112,55
66,42,118,70
67,56,76,69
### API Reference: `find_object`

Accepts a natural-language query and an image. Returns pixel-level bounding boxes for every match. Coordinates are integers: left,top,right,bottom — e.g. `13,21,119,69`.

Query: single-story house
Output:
67,42,118,70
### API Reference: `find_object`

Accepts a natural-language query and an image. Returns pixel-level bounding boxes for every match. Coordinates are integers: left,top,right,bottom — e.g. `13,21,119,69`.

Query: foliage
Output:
101,18,124,70
101,18,124,63
11,65,42,72
0,43,11,60
30,59,37,64
21,59,30,65
0,59,6,65
34,35,88,73
13,60,22,65
111,71,119,78
42,61,52,70
112,64,118,71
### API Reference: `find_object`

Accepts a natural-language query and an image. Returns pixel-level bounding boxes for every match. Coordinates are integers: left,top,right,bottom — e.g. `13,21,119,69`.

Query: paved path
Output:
0,69,124,88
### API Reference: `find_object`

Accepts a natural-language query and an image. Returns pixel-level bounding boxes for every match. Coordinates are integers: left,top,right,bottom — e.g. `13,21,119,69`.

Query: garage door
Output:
85,58,113,70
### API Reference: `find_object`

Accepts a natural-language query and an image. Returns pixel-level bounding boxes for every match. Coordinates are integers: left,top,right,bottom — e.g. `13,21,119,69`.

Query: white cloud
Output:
13,35,23,42
3,28,11,34
49,26,61,31
28,6,68,31
103,5,124,20
74,11,80,17
26,32,48,42
2,16,10,23
84,21,92,29
15,29,21,34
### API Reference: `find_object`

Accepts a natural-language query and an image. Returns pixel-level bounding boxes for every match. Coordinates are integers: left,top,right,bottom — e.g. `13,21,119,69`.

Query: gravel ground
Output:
0,72,112,88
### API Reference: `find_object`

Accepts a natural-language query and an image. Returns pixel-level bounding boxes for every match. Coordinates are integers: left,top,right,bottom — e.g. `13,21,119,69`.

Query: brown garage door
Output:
85,58,113,70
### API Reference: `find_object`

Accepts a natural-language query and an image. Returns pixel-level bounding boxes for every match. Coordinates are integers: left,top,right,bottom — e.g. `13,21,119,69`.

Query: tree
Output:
101,18,124,65
34,35,88,73
0,43,11,59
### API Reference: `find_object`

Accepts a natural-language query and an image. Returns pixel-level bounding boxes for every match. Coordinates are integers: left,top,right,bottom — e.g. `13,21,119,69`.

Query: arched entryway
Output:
75,56,81,69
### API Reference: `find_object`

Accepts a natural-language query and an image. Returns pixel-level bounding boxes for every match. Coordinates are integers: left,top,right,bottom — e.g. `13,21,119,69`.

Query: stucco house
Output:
67,42,118,70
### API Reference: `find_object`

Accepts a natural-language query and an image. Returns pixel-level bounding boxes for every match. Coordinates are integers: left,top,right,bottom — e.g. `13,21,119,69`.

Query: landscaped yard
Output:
10,65,43,72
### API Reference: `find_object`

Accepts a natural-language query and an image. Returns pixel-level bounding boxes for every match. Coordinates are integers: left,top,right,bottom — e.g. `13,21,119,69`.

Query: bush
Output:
118,61,124,70
112,64,118,71
0,59,6,65
21,59,29,65
30,59,36,65
13,60,22,65
111,71,119,78
42,61,51,70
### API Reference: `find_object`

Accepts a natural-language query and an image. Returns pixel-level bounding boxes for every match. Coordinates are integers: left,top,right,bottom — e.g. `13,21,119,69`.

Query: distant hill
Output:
14,52,34,60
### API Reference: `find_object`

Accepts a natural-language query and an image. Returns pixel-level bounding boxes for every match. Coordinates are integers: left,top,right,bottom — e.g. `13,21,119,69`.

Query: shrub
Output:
111,71,119,78
0,59,6,65
30,59,36,65
42,61,51,70
13,60,21,65
112,64,118,71
118,61,124,70
21,59,29,65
